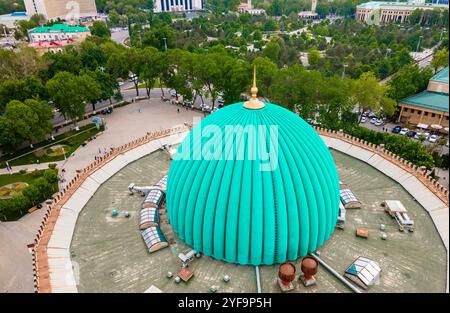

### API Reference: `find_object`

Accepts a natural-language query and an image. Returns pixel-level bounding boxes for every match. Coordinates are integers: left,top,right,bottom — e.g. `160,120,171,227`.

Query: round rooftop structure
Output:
166,101,340,265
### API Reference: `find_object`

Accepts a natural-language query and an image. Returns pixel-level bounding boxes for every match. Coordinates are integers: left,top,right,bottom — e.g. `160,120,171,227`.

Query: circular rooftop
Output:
166,101,340,265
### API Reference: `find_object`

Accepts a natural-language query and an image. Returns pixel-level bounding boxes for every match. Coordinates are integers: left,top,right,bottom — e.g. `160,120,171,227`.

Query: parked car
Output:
406,130,417,138
360,116,367,123
101,107,113,115
428,134,439,143
392,126,402,134
414,132,430,140
399,128,409,135
370,117,378,124
374,119,383,126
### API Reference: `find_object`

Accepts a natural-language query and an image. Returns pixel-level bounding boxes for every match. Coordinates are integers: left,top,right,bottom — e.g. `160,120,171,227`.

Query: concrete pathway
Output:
0,161,64,176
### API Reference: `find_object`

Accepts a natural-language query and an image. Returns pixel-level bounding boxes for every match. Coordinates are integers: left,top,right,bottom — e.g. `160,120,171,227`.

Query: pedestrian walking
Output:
177,108,180,113
99,148,101,154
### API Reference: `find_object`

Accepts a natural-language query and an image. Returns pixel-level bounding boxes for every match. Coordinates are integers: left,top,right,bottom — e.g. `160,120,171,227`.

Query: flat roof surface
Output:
70,149,446,293
29,24,90,34
430,67,449,84
400,91,449,112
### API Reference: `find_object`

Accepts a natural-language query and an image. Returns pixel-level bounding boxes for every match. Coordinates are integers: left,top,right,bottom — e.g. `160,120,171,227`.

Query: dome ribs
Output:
166,102,340,265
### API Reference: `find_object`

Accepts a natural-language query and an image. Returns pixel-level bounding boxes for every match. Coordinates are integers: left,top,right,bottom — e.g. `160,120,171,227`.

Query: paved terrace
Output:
35,126,448,293
69,148,446,293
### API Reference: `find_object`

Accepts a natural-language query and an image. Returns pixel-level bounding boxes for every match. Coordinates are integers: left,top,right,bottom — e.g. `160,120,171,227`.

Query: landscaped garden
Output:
0,168,59,221
0,124,104,167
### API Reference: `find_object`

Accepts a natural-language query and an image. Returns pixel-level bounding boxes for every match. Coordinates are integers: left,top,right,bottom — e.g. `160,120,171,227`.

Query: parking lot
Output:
359,113,449,156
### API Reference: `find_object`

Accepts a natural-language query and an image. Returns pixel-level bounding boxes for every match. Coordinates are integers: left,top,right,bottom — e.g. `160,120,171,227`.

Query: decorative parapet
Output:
313,126,449,205
32,125,189,293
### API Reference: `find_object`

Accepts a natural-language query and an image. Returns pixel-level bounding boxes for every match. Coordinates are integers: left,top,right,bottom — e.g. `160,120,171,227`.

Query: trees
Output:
46,72,99,123
0,99,52,151
431,48,449,73
90,20,111,38
141,25,176,51
263,40,281,64
351,72,395,120
252,57,278,99
79,73,102,112
219,57,251,105
387,64,432,102
194,53,222,110
140,47,162,97
308,48,321,68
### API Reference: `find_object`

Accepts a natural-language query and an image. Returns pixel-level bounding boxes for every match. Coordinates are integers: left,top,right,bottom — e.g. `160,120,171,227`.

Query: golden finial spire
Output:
244,65,265,109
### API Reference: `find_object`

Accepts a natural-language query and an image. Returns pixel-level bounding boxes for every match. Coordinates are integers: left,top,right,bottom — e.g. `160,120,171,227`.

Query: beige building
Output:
397,67,449,128
24,0,97,21
356,1,449,25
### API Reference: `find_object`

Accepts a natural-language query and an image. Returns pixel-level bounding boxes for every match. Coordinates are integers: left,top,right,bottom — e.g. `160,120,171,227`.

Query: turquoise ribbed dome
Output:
166,102,340,265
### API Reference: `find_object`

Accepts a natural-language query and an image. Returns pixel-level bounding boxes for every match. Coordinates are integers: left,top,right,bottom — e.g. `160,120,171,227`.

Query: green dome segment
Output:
166,102,340,265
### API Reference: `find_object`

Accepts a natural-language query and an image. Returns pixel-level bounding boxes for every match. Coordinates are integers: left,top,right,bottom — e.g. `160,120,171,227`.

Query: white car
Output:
370,117,378,124
374,119,383,126
399,128,409,135
414,132,430,140
360,116,367,123
428,134,439,143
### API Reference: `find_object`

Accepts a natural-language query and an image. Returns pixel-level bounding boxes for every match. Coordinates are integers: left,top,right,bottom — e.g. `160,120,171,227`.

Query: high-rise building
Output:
24,0,97,21
153,0,203,13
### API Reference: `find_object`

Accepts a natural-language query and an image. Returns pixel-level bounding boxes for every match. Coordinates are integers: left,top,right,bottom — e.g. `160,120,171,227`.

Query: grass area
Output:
0,172,43,187
0,169,58,199
0,124,104,167
125,80,166,91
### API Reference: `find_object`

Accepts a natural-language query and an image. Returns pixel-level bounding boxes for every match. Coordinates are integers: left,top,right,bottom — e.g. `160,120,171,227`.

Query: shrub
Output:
29,169,42,178
43,169,58,185
19,169,27,175
48,163,57,170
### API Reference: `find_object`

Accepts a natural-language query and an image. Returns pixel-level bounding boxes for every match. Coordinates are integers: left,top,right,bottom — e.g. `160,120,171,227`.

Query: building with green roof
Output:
28,23,90,43
166,82,340,265
398,67,449,128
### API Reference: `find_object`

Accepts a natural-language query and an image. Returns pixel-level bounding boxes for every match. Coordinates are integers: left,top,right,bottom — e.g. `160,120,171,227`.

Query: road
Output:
110,28,129,45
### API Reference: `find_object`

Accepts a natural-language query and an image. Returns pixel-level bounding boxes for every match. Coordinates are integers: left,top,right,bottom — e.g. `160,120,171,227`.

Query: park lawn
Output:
0,171,42,188
125,80,166,91
0,125,104,167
